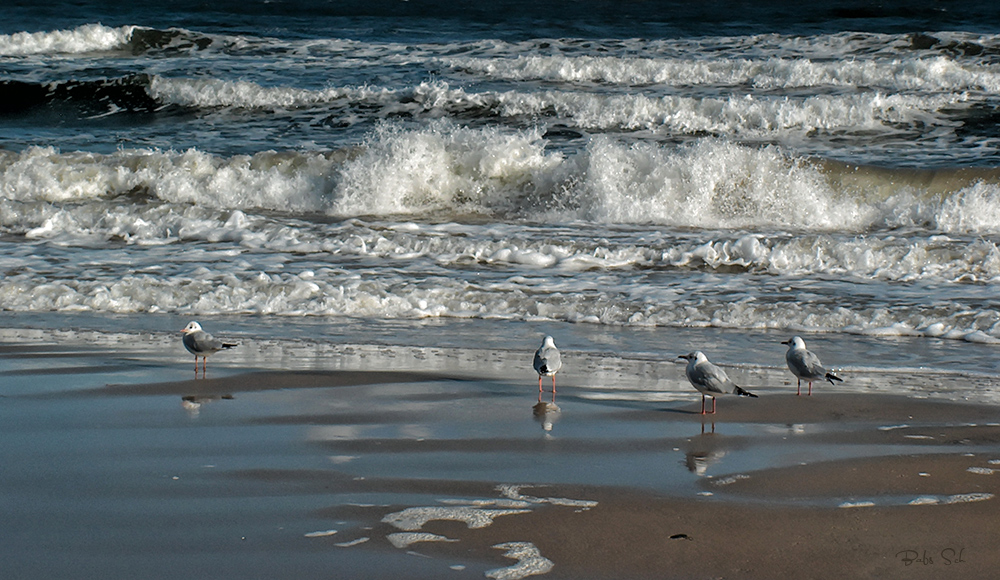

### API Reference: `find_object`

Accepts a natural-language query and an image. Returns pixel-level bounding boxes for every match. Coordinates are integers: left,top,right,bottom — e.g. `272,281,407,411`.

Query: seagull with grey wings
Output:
679,351,757,415
782,336,842,396
181,321,237,375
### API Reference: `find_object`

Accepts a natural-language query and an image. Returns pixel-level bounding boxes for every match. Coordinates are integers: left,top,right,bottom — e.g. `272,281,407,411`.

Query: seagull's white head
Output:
182,321,203,334
781,336,806,349
542,336,557,348
678,351,707,364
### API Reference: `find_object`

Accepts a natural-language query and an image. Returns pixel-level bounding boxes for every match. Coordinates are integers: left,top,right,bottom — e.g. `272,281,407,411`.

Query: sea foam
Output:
0,24,135,56
446,53,1000,92
6,128,1000,236
146,75,966,139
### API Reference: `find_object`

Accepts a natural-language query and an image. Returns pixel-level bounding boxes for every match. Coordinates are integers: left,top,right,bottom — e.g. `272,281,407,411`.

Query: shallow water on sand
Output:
4,321,1000,578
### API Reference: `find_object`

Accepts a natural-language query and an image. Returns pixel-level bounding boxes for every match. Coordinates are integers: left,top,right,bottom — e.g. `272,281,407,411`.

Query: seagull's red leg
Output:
551,376,557,402
538,376,543,402
808,381,813,396
711,397,716,415
796,379,801,396
700,395,706,415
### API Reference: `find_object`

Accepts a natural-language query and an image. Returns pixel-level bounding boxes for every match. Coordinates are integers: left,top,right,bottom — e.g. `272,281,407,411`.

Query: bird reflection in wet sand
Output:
684,433,728,476
685,448,729,476
532,336,562,403
181,394,234,416
532,400,561,433
181,321,238,377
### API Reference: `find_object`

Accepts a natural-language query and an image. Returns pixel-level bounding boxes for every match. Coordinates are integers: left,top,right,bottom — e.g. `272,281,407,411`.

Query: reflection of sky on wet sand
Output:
6,327,1000,579
272,372,996,499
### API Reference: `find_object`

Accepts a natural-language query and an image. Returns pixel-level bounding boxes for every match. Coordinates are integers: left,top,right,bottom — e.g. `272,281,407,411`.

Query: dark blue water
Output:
7,0,1000,39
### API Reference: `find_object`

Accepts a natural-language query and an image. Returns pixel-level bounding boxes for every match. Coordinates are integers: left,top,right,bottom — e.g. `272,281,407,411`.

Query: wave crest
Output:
4,127,1000,234
0,24,135,56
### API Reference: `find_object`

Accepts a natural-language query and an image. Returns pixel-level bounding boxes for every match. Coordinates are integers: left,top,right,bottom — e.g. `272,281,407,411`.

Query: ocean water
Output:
4,1,1000,384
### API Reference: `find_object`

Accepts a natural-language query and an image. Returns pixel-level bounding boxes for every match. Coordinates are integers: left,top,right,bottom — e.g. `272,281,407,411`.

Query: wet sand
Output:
3,333,1000,579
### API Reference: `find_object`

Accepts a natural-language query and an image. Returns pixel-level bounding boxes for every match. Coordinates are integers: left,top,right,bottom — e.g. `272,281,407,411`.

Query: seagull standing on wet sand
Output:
181,321,237,375
782,336,843,396
533,336,562,403
678,351,757,415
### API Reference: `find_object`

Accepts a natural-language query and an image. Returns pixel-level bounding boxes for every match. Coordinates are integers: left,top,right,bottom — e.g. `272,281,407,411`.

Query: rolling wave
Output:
0,72,973,146
446,53,1000,92
3,126,1000,234
0,24,212,57
0,24,135,56
145,76,967,135
0,74,160,116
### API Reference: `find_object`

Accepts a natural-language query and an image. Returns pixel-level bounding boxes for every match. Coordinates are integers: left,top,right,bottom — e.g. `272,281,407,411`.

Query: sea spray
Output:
331,123,567,217
7,134,1000,235
0,23,135,56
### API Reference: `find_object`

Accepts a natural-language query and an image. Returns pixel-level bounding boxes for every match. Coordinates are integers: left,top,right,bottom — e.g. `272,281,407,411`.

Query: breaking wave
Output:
4,125,1000,234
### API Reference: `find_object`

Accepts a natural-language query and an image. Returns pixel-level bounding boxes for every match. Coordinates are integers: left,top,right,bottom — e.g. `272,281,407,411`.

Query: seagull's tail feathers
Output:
222,343,238,349
733,385,757,398
825,372,843,384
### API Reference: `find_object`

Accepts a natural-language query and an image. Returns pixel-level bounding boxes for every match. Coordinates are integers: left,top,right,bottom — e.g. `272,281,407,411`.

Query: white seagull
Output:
533,336,562,403
181,321,237,374
678,351,757,415
782,336,842,396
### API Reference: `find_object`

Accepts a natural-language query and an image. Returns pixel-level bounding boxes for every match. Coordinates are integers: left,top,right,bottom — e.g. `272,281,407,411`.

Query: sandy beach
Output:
2,327,1000,580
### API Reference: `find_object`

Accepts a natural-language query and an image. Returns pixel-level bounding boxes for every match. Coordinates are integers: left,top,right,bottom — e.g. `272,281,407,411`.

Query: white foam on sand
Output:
378,486,593,578
848,493,995,508
485,542,555,580
839,501,876,508
381,506,532,532
966,466,996,475
942,493,994,504
438,498,533,509
335,537,370,547
386,532,459,549
711,474,751,486
496,484,599,509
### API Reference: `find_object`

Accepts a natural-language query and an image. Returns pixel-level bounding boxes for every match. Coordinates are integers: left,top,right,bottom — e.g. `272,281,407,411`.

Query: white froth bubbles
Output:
331,122,566,218
0,24,134,56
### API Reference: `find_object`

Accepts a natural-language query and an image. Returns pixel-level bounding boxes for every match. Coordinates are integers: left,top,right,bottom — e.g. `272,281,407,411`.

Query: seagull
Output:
782,336,842,396
678,351,757,415
533,336,562,403
181,321,237,375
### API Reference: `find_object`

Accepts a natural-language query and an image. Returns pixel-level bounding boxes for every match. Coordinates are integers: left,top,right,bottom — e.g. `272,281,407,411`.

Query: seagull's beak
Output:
780,340,789,345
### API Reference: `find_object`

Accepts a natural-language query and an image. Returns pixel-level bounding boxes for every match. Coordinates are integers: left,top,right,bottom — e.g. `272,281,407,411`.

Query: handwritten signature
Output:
896,548,966,566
